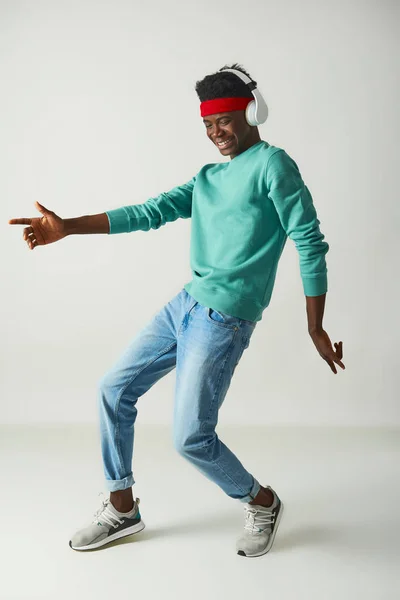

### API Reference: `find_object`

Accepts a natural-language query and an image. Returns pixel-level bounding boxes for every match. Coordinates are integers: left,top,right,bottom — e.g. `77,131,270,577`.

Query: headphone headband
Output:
207,67,268,126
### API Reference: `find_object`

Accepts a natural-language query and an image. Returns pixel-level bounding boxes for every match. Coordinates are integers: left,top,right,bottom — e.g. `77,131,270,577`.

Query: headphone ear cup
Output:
245,100,258,126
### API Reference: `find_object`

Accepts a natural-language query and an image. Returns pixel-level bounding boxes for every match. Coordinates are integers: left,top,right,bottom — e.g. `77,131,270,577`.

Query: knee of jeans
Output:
97,371,120,403
172,432,188,455
173,428,211,456
98,372,111,393
173,432,193,455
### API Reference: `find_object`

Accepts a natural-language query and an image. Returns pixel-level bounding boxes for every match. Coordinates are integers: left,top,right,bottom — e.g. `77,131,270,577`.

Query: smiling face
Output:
202,110,261,159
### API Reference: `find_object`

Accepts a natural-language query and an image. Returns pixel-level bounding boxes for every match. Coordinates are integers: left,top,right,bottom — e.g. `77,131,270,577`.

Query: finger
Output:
334,342,343,360
322,354,337,373
28,237,37,250
35,201,50,213
331,349,345,369
23,226,34,241
24,227,37,241
9,218,32,225
325,357,337,374
329,350,345,370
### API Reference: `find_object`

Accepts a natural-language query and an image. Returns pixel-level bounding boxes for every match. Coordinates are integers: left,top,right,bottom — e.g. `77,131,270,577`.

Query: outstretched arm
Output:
105,175,196,234
9,175,197,248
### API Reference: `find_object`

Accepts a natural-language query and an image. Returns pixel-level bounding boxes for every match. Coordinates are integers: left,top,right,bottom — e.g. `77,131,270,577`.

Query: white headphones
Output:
219,68,269,127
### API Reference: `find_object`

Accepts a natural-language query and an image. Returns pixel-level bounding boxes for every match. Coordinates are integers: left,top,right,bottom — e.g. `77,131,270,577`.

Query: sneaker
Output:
236,485,283,557
69,493,145,551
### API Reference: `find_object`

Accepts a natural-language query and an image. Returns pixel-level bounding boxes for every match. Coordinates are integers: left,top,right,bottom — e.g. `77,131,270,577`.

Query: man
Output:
9,63,345,558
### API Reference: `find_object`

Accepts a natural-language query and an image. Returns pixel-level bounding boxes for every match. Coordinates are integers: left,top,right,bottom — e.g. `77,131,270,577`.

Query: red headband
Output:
200,96,253,117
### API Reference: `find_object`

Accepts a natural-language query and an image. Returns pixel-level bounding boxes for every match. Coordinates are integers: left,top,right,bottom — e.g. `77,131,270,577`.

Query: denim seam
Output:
200,329,253,498
178,299,199,336
114,340,177,476
203,327,238,426
234,335,249,370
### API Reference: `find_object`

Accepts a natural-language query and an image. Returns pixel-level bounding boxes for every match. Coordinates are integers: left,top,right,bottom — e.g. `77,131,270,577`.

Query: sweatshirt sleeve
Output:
105,175,196,234
266,149,329,297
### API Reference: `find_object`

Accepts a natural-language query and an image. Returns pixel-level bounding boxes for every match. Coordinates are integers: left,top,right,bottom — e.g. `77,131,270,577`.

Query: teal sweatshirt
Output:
106,140,329,322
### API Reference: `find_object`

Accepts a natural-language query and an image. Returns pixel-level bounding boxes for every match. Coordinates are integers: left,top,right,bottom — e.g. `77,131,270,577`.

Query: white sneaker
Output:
236,485,283,557
69,493,145,551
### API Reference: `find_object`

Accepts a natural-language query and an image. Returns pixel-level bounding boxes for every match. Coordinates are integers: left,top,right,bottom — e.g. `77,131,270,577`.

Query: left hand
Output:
309,329,345,374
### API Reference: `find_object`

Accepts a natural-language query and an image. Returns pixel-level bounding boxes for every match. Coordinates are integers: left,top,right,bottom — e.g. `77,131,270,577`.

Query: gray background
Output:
2,0,398,427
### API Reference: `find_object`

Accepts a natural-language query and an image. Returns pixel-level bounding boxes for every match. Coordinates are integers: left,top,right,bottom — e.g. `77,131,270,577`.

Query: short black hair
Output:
195,63,257,102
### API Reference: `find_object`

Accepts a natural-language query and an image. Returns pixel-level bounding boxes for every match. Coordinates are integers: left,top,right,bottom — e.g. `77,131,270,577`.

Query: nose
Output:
211,123,226,140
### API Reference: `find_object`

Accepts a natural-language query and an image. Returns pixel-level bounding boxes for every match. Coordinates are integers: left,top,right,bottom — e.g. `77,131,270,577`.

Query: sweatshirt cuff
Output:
105,208,130,234
302,274,328,296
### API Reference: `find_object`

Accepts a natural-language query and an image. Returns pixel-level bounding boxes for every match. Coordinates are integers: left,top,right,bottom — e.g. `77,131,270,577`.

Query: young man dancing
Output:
9,63,345,558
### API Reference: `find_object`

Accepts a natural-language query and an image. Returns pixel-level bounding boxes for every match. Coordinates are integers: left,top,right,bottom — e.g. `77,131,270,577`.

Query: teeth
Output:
217,138,233,147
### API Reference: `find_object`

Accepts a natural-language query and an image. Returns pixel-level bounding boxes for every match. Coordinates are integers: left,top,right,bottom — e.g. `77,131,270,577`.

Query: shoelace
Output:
244,504,275,534
92,492,132,529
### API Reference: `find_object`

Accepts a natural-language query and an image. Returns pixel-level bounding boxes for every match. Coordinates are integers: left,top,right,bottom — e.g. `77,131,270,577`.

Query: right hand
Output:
8,201,67,250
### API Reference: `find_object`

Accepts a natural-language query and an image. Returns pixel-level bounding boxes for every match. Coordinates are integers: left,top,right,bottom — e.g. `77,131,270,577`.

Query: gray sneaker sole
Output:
69,520,145,551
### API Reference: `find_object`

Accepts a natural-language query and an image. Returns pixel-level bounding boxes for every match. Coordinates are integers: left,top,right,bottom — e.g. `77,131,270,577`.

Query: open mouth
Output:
216,137,234,149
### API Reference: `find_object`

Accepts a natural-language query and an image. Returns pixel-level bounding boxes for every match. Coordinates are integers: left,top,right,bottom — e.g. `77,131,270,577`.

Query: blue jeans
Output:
97,287,261,503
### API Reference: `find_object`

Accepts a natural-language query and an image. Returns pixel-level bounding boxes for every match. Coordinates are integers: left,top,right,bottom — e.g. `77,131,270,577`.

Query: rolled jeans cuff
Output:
237,476,261,503
105,473,135,492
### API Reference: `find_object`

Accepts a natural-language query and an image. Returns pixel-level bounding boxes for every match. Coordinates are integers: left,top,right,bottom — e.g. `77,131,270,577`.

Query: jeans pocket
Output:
206,307,240,331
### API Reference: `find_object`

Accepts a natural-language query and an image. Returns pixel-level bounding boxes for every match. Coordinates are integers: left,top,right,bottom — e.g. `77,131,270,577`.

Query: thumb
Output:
35,200,51,215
